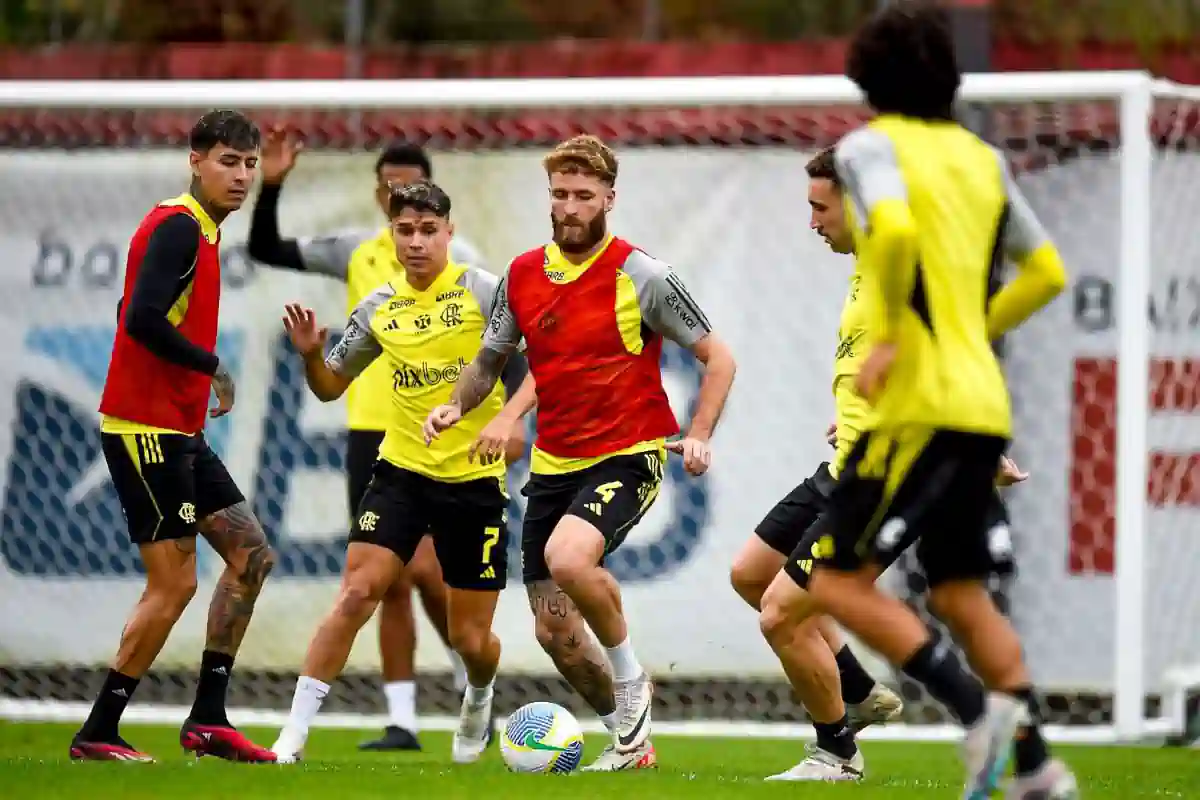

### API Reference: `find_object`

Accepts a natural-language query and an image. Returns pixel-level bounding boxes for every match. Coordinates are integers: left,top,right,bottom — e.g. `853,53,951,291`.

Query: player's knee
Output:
381,572,415,606
448,618,490,660
334,579,384,623
544,546,591,589
148,574,198,618
730,556,770,610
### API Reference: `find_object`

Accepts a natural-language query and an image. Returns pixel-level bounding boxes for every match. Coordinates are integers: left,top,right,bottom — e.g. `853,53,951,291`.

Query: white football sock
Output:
600,710,621,733
606,636,643,683
383,680,417,731
465,677,494,705
448,647,469,692
280,675,329,746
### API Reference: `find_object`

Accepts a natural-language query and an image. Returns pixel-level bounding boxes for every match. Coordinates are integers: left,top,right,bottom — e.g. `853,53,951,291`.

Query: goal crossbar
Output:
0,70,1168,110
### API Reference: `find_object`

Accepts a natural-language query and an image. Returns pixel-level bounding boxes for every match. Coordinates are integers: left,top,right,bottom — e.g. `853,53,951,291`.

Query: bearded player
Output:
424,135,738,771
71,110,276,763
799,4,1076,798
247,138,501,750
270,181,525,765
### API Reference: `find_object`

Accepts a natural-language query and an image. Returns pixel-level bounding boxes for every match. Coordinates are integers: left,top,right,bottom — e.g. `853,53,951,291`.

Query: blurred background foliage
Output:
3,0,1199,46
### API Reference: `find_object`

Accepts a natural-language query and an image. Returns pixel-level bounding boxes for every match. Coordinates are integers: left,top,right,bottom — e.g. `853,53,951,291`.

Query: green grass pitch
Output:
2,721,1198,798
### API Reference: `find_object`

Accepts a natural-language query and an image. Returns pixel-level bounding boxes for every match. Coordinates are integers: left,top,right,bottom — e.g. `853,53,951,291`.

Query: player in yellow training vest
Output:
800,6,1076,800
248,139,522,749
270,181,521,765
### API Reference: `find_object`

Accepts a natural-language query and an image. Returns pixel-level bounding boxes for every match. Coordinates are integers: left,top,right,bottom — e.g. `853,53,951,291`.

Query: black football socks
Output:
813,714,858,760
189,650,235,726
835,645,877,706
78,669,140,742
1010,686,1050,776
901,639,986,727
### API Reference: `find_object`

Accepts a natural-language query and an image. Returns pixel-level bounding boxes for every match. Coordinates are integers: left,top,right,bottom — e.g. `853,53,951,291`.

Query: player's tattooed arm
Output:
198,501,276,655
527,582,617,716
450,346,510,415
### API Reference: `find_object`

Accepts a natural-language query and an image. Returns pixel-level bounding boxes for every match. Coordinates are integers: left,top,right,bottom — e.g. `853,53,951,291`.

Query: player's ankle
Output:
605,636,643,683
813,715,856,760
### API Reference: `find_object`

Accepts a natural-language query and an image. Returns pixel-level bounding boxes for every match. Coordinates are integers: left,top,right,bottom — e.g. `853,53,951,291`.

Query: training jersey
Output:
99,194,223,436
829,268,874,479
325,261,505,483
834,115,1051,438
483,235,712,476
296,227,485,432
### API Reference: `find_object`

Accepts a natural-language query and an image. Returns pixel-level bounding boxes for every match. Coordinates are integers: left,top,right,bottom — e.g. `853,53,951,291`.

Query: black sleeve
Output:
123,213,221,376
500,352,530,400
246,183,306,269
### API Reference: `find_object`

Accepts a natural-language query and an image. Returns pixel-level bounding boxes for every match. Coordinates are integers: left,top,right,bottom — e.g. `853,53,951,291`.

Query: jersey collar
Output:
545,233,615,281
162,193,220,244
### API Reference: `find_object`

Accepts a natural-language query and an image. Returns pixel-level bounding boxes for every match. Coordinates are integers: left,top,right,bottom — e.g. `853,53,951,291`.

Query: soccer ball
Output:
500,701,585,774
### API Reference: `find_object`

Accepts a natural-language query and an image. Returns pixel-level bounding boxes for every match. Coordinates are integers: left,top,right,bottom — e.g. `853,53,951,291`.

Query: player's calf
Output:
272,543,401,762
447,588,502,764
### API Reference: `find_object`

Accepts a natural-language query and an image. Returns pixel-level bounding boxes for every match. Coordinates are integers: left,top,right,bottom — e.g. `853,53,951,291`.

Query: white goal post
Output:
0,71,1197,746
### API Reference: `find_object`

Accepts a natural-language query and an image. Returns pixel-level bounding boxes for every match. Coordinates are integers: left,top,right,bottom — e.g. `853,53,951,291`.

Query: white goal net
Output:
0,73,1197,743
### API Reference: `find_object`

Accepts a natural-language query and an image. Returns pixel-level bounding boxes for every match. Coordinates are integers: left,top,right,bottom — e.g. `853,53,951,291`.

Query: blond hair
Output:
542,135,618,186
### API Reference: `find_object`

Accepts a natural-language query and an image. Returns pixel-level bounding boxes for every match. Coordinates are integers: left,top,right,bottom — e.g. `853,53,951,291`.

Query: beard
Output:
552,211,607,254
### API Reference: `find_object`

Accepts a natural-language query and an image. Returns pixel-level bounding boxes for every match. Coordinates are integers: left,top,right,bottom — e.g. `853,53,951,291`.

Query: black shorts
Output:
521,450,665,584
784,484,1013,589
346,428,386,518
101,431,245,545
755,462,835,555
350,460,509,591
812,428,1011,588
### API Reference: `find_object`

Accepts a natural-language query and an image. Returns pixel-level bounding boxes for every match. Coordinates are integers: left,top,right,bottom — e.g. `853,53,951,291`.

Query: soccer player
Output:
751,147,1029,782
270,181,524,765
71,110,276,763
798,4,1077,798
730,148,904,781
424,135,738,771
247,137,506,750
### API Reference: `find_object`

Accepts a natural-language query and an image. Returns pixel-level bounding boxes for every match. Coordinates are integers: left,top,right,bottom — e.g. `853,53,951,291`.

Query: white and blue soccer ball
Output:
500,701,585,774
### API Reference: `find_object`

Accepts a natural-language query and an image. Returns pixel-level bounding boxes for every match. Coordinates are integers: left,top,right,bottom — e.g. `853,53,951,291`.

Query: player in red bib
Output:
425,135,737,771
71,111,276,764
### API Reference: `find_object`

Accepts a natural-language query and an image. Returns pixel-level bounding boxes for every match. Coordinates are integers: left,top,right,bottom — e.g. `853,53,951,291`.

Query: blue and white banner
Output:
0,148,1196,690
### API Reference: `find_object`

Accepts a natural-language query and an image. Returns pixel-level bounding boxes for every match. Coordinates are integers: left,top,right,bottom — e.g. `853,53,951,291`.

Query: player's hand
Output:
424,404,463,445
468,414,519,465
825,422,838,448
282,303,328,357
261,127,303,185
996,455,1030,487
666,436,712,477
210,364,235,418
855,342,897,401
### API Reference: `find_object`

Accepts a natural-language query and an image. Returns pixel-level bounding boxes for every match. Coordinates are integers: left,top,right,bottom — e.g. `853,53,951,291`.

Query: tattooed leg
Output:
527,580,616,716
198,501,276,656
186,502,276,725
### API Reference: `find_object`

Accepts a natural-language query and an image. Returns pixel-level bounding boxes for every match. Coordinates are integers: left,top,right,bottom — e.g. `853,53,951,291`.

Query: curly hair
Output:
846,0,961,121
543,134,618,186
387,179,452,219
805,147,839,185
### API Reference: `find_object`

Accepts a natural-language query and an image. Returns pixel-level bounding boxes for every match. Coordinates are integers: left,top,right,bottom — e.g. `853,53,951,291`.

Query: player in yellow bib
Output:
799,6,1076,799
248,138,513,750
268,181,523,766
